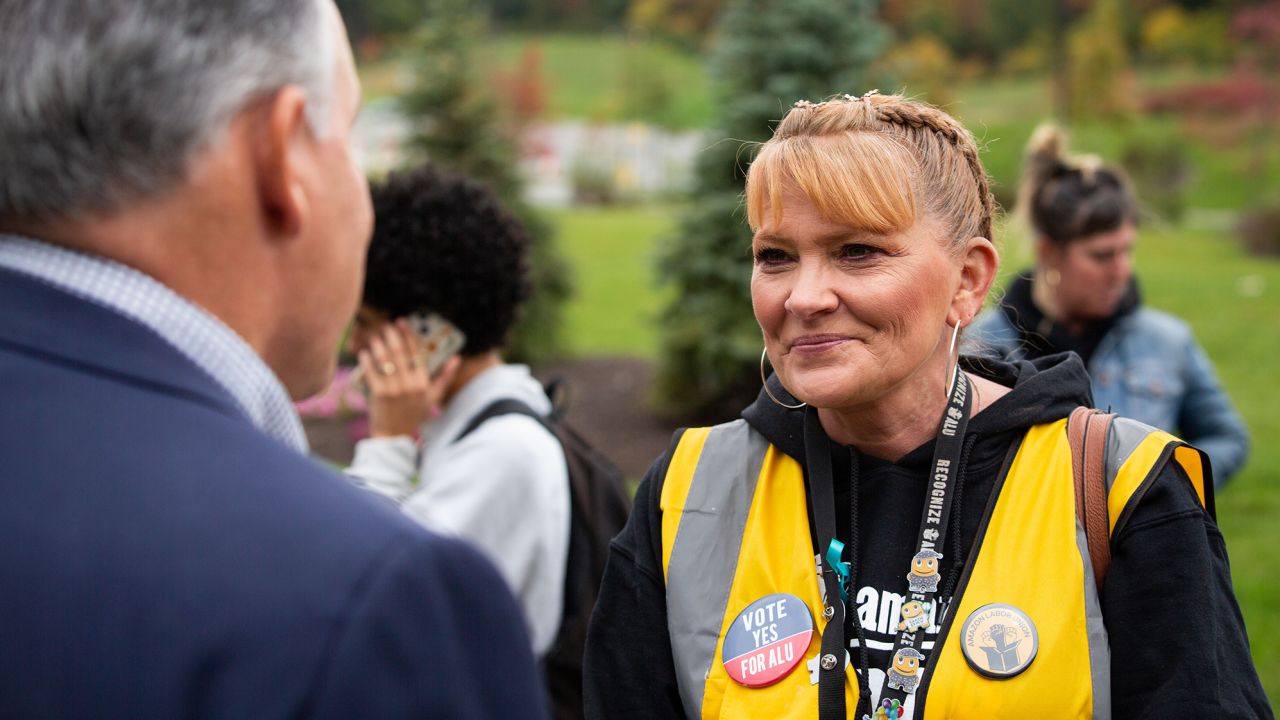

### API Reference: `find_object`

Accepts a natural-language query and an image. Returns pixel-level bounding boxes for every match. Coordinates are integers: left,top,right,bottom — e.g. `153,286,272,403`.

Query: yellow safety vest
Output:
660,416,1208,720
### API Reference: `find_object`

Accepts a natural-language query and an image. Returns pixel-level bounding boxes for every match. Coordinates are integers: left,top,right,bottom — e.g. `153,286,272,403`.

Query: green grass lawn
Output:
361,35,1276,209
1128,227,1280,699
358,32,712,128
486,33,712,129
552,202,1280,702
547,204,678,357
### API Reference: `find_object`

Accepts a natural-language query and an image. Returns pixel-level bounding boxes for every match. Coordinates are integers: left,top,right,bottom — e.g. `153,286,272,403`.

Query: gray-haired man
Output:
0,1,547,717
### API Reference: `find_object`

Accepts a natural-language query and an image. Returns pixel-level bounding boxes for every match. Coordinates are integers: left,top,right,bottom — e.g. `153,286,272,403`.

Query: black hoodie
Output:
997,270,1141,367
584,354,1271,719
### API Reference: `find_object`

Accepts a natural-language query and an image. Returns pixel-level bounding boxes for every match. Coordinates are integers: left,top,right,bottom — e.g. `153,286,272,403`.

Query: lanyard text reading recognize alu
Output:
811,369,972,719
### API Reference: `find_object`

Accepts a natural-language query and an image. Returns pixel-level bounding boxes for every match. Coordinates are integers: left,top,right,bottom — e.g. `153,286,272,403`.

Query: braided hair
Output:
1016,124,1138,247
745,92,996,250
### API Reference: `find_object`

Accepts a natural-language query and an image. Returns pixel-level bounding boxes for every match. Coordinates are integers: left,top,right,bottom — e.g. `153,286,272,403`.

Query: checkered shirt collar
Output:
0,234,308,453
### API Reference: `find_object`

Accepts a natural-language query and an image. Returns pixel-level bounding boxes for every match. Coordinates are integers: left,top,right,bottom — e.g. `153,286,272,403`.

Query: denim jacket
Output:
969,306,1250,486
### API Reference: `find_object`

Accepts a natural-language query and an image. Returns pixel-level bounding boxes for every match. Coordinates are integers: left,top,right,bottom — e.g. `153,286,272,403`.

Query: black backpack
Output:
455,378,631,720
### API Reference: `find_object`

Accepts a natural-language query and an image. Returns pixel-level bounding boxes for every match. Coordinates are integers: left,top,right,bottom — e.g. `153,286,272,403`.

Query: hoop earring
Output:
944,321,963,399
760,348,807,410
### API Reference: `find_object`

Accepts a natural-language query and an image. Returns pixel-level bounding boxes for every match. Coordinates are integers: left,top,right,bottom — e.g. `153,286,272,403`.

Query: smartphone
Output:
405,312,466,376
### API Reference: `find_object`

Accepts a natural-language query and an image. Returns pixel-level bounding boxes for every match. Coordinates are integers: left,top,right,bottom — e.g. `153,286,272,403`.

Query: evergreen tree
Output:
399,0,571,362
654,0,890,421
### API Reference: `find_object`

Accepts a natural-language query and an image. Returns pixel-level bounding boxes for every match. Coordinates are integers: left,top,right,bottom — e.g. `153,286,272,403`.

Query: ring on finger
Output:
379,361,397,376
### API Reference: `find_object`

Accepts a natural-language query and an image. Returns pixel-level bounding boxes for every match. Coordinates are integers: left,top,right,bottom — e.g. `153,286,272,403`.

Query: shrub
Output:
879,34,958,108
570,160,620,205
1142,74,1272,117
492,44,550,132
1068,0,1136,121
1121,134,1192,225
1141,7,1231,66
1239,204,1280,257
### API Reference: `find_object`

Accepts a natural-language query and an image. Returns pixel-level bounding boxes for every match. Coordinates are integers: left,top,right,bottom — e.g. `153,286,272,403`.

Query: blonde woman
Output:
584,94,1269,719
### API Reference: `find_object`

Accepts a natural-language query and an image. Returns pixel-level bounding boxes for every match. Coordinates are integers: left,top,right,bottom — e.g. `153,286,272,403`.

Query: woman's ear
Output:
951,236,1000,326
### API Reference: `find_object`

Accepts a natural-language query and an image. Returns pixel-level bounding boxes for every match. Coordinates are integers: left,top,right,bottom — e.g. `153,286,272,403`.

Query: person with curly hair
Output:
344,164,570,662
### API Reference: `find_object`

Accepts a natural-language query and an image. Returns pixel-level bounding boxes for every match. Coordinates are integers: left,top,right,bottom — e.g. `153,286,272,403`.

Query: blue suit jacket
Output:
0,266,547,718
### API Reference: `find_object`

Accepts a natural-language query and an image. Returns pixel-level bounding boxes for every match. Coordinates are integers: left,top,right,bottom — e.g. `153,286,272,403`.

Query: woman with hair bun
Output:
970,125,1250,486
584,95,1269,719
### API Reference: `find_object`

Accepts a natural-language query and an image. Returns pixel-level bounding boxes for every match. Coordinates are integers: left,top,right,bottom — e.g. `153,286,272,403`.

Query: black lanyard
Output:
809,370,973,720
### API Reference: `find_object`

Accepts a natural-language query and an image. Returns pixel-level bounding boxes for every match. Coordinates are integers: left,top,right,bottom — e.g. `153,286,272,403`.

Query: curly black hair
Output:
363,164,532,357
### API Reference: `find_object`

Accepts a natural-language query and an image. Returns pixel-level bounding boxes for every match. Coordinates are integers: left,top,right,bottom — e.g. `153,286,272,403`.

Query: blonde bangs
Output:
746,133,918,234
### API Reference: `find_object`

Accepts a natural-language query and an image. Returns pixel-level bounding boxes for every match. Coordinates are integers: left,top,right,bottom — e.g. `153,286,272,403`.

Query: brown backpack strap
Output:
1067,406,1115,590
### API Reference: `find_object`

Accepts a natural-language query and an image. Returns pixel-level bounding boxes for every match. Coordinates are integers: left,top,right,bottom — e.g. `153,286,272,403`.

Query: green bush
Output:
1239,204,1280,257
879,34,958,108
1067,0,1135,121
1121,132,1192,225
1141,6,1232,66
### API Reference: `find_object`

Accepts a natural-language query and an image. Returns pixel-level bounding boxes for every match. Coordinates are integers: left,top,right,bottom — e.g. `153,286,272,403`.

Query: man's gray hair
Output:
0,0,336,220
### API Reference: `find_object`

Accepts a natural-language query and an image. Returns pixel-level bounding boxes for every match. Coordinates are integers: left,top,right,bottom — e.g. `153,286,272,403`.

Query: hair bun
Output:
1017,123,1137,244
1025,123,1068,164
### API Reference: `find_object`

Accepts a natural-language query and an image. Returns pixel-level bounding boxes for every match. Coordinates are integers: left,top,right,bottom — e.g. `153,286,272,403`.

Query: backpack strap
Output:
1067,406,1115,590
455,398,550,444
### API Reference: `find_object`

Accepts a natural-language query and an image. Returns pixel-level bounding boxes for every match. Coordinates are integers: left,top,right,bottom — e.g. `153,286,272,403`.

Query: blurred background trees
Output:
333,0,1280,395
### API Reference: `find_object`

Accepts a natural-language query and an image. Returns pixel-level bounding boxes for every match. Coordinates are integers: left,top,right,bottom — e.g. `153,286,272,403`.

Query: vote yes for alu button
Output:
722,593,813,687
960,603,1039,679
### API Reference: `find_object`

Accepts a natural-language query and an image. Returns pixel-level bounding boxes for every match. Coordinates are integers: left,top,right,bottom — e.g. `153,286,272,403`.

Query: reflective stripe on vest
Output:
660,420,859,719
661,417,1208,719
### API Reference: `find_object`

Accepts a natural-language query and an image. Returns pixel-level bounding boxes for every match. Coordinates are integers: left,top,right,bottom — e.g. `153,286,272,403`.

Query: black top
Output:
997,270,1140,366
584,354,1272,719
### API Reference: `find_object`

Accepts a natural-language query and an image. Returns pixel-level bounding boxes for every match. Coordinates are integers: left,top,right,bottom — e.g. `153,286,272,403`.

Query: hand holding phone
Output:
353,313,465,438
404,313,466,377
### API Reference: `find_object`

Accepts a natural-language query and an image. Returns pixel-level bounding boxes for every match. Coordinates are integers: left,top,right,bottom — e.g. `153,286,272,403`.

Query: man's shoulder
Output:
0,268,456,621
0,335,533,715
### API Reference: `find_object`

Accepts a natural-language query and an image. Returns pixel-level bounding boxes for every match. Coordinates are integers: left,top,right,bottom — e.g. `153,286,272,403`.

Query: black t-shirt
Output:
583,355,1272,719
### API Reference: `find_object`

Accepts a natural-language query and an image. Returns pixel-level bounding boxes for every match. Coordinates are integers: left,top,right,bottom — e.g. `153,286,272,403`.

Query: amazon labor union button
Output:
721,593,814,688
960,603,1039,679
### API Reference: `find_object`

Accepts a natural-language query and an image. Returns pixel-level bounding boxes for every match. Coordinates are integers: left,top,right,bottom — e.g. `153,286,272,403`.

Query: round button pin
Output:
960,603,1039,679
721,593,814,688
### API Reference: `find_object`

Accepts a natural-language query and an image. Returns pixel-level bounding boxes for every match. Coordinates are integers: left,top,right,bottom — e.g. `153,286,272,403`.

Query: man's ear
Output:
254,86,310,238
951,236,1000,326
